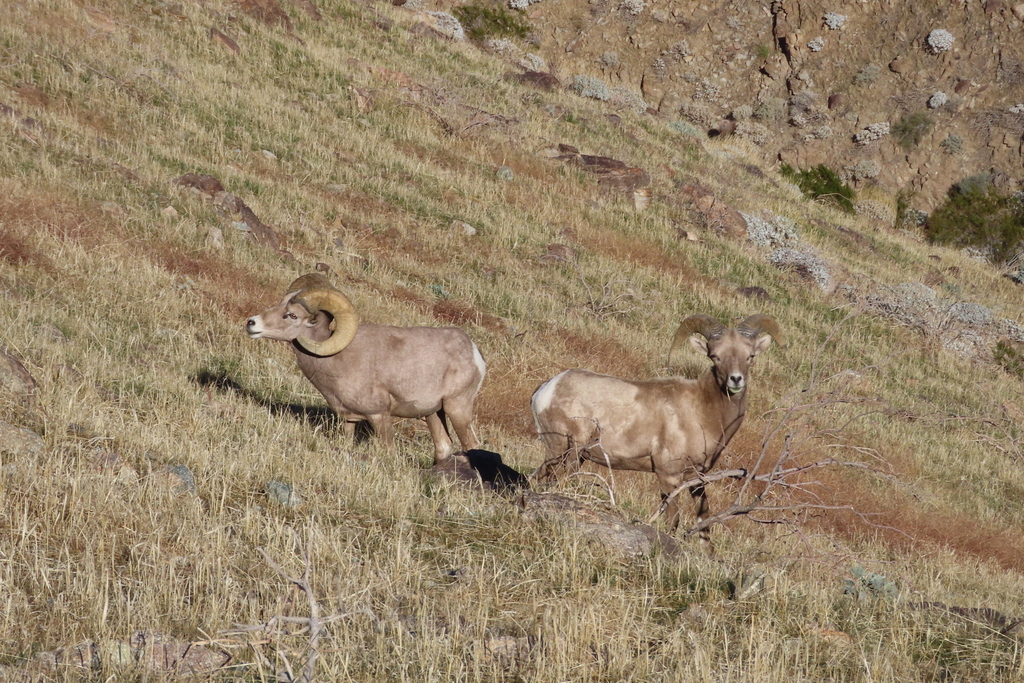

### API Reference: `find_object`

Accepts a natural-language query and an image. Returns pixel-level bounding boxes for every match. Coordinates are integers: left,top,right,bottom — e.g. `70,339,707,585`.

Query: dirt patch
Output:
0,226,54,272
432,299,505,332
582,227,709,284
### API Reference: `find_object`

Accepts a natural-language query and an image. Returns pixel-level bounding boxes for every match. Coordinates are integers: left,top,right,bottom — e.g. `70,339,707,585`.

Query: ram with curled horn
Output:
531,313,781,542
246,274,486,463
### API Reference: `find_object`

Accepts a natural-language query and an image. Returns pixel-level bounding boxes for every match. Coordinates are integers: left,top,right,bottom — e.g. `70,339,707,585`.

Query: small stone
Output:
633,188,651,212
210,27,240,54
538,243,577,264
1014,3,1024,21
495,166,514,181
267,479,303,507
158,464,197,495
261,149,277,161
0,348,35,402
738,286,772,301
36,323,69,344
451,220,477,236
315,262,332,274
206,226,224,248
161,206,178,218
0,421,45,457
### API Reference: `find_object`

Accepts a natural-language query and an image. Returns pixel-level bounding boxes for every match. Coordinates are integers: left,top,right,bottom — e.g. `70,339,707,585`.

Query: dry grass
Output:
2,0,1024,680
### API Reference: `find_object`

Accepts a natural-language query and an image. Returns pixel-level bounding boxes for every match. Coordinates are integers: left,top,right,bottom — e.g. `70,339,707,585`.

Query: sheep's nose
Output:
729,373,744,385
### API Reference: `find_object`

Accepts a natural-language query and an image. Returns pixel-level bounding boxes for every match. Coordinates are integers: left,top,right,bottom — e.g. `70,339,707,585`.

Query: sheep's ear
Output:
753,334,773,355
689,335,709,355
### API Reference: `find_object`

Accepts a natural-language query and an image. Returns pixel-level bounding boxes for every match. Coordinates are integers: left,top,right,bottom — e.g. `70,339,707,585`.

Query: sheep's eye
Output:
709,354,720,361
286,312,297,320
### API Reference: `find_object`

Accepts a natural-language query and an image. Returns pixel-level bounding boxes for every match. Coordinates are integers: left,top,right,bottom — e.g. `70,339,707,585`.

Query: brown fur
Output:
532,327,774,538
247,288,486,463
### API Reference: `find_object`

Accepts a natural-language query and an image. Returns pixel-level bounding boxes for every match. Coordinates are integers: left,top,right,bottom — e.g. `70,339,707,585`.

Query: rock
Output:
471,636,536,667
174,173,225,197
676,182,747,239
509,71,560,91
768,248,833,292
315,261,332,274
426,449,529,494
519,492,682,558
153,464,196,495
554,146,651,194
0,421,45,458
35,323,69,344
888,55,911,74
293,0,322,20
211,191,280,249
827,93,843,110
7,632,230,679
0,348,35,403
267,479,303,507
658,91,682,114
206,226,224,248
954,78,972,95
633,188,651,212
738,286,772,301
538,243,577,264
236,0,292,29
92,449,139,484
451,219,477,236
1014,3,1024,21
161,205,178,219
496,166,514,181
260,149,277,161
209,27,240,54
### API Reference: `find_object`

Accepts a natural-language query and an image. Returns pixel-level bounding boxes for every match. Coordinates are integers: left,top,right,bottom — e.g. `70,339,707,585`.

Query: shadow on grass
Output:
192,367,375,441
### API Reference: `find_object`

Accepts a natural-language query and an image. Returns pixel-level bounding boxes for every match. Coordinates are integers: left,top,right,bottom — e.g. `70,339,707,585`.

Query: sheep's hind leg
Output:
690,483,714,551
444,399,481,453
534,432,584,482
425,411,455,464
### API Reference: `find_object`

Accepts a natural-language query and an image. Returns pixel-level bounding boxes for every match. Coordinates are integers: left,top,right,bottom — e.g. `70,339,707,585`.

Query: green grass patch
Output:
925,179,1024,262
453,0,530,41
892,111,932,151
780,163,855,213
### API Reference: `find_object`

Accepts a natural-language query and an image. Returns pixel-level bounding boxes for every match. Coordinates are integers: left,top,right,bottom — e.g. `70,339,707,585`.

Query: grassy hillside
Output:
2,0,1024,680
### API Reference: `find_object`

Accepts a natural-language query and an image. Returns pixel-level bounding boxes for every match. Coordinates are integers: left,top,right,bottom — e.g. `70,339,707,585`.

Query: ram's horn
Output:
736,314,783,345
285,273,333,296
293,287,360,357
667,314,725,365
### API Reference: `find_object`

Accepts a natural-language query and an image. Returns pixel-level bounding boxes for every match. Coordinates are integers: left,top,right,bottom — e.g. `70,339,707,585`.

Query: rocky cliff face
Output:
507,0,1024,210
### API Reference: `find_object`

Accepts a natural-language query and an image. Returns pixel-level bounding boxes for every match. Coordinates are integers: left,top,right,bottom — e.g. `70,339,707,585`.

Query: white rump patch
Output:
531,370,568,420
471,343,487,394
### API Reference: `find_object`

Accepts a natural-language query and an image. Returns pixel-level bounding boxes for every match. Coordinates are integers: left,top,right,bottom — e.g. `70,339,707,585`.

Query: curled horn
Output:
736,314,783,345
667,314,725,365
286,273,333,295
289,275,360,357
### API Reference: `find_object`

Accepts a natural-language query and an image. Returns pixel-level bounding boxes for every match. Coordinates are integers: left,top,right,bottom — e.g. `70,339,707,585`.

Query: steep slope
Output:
1,0,1024,679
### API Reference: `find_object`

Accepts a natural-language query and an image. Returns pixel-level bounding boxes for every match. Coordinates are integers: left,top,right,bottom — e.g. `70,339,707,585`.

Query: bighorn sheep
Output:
531,314,781,536
246,274,486,463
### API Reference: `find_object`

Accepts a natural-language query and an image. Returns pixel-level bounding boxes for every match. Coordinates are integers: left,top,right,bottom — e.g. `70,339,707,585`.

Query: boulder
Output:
426,449,529,494
0,421,45,458
519,492,681,558
0,348,35,405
